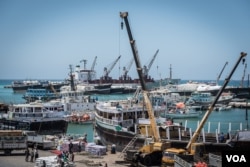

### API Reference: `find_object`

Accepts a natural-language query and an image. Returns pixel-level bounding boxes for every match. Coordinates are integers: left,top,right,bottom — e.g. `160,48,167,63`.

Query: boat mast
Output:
169,64,172,80
69,64,76,91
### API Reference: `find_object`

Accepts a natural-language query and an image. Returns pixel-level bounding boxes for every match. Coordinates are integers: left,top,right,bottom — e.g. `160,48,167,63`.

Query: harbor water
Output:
1,79,250,142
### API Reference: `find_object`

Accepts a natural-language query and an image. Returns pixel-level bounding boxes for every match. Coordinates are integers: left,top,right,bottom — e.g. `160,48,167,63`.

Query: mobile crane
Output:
120,11,170,166
162,52,247,166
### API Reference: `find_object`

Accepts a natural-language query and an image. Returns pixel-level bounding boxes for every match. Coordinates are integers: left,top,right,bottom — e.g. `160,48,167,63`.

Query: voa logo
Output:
226,155,246,162
222,151,250,167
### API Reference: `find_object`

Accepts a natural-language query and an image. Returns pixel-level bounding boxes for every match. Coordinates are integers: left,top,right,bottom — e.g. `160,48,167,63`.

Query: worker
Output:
78,140,82,154
25,148,30,162
35,150,39,160
219,132,225,143
42,160,46,167
69,141,73,153
30,148,34,162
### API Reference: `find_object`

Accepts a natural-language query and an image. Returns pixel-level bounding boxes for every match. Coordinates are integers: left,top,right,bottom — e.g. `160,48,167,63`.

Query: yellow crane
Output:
120,11,170,166
162,52,247,166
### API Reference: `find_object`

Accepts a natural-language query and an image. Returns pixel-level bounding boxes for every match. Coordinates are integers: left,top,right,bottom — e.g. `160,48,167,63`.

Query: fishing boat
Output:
11,80,68,93
60,85,96,112
0,100,68,135
59,73,97,123
11,80,42,92
23,88,59,102
160,103,202,119
213,104,232,111
68,112,94,124
93,90,191,151
185,92,212,107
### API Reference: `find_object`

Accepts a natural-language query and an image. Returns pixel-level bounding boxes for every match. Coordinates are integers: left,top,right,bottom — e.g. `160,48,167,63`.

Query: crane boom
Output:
144,49,159,78
186,52,247,151
120,12,146,90
120,11,160,142
91,56,97,71
123,58,134,79
216,61,228,85
103,55,121,78
241,63,247,87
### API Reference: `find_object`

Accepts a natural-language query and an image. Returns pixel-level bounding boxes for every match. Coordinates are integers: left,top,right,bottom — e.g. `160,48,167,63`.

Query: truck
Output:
0,130,27,155
23,131,58,150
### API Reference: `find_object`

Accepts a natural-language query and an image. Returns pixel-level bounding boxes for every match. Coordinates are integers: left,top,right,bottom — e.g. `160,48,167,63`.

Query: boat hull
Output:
95,120,145,152
160,111,202,119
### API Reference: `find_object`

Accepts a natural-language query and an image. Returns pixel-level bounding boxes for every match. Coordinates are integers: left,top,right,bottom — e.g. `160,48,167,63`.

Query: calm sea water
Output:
0,79,250,141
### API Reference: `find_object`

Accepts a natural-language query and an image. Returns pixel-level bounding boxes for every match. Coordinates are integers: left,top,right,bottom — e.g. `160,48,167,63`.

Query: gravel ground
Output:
0,149,129,167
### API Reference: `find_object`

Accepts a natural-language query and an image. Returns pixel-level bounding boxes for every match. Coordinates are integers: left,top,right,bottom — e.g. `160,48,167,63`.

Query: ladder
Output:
118,135,138,158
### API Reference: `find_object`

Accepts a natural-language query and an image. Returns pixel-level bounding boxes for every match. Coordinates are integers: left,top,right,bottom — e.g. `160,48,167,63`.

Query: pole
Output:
246,100,249,130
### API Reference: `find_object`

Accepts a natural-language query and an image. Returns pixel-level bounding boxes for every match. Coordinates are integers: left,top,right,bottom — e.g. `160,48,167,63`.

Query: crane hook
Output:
242,58,245,64
121,21,124,30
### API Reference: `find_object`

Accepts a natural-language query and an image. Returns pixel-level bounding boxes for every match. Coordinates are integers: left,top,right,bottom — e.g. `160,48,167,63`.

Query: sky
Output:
0,0,250,81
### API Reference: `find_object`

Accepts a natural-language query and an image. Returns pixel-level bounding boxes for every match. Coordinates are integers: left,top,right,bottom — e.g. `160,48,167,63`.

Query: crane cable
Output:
118,16,122,78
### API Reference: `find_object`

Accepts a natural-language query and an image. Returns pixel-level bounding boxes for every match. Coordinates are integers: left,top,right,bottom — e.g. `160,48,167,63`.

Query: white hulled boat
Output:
94,88,186,151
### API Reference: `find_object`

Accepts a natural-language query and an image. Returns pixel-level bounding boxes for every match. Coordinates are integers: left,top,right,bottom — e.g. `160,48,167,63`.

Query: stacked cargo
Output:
85,143,107,155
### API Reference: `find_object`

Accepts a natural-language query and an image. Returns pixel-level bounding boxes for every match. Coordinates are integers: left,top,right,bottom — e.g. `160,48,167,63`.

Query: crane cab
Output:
162,148,186,166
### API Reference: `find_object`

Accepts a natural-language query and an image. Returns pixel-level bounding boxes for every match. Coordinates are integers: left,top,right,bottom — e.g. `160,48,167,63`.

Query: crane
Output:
216,61,228,85
120,11,169,166
91,56,97,71
186,52,247,151
241,63,247,88
103,55,121,80
122,58,134,80
86,56,97,81
143,49,159,79
120,12,158,140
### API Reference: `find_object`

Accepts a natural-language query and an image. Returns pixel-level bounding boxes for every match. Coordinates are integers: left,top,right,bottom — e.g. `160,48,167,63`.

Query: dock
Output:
0,149,128,167
229,101,250,108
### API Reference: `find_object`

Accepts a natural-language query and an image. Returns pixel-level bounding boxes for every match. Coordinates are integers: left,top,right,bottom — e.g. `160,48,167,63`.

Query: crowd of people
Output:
24,134,87,166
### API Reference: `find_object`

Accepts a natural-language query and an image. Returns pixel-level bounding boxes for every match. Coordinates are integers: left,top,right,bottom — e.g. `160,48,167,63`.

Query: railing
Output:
95,113,133,128
172,119,247,134
160,119,247,143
